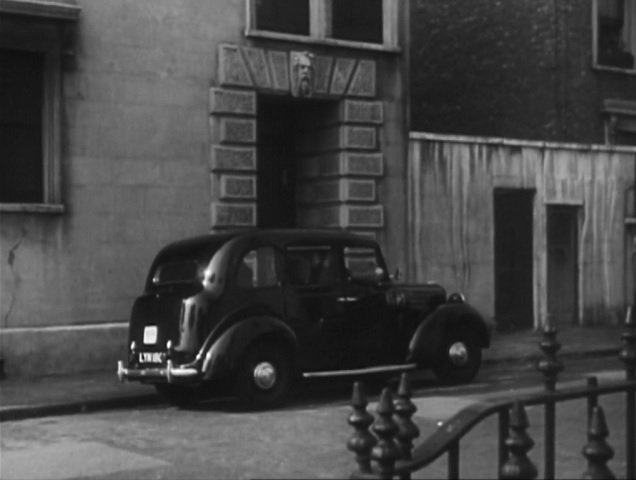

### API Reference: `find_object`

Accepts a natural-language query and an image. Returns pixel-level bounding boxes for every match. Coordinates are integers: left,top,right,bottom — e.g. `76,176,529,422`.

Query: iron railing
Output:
346,311,636,479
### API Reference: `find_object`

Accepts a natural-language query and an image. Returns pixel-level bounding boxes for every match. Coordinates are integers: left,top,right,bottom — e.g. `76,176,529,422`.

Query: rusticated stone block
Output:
346,179,376,201
218,44,253,87
216,117,256,144
210,88,256,116
313,55,334,94
345,152,384,176
211,146,256,172
346,205,384,228
330,58,356,95
343,100,384,124
212,201,256,227
244,47,271,89
220,174,256,199
348,60,377,97
345,126,376,149
269,50,290,91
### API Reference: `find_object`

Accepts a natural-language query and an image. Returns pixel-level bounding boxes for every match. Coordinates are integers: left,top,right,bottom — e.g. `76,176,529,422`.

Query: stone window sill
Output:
244,29,401,54
0,203,65,214
593,65,636,76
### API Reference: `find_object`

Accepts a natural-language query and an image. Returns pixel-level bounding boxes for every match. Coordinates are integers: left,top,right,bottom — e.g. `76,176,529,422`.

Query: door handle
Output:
337,296,359,303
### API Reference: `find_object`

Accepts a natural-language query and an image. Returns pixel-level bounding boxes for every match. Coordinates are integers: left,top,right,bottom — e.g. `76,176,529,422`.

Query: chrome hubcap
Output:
253,361,277,390
449,342,469,366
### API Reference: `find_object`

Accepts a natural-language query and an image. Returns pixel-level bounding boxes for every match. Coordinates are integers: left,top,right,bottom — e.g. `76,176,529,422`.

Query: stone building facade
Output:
0,0,409,377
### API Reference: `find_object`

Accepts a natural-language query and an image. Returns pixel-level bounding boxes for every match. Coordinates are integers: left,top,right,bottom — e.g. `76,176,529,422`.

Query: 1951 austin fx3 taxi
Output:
117,229,491,409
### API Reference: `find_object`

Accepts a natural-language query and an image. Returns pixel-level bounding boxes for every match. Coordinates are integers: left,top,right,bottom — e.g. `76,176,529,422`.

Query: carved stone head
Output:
291,51,315,98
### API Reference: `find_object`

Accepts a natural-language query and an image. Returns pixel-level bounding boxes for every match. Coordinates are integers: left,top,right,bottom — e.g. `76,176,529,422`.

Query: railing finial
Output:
394,373,420,464
500,401,538,479
537,324,564,392
619,306,636,380
371,388,400,479
581,406,615,480
619,307,636,480
348,381,377,478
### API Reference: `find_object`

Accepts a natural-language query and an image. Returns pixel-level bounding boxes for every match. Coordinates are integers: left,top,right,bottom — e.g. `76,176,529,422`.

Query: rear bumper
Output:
117,360,200,384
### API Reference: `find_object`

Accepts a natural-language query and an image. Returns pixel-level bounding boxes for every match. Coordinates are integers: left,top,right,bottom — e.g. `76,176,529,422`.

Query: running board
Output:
303,363,417,378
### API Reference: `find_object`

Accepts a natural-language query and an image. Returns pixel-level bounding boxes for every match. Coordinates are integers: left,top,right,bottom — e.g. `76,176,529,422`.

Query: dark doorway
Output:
494,189,535,331
547,205,579,326
257,95,335,229
257,96,299,228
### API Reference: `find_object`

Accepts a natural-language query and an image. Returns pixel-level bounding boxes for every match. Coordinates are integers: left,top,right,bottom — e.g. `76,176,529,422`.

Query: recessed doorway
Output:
494,189,535,331
547,205,580,326
256,95,337,229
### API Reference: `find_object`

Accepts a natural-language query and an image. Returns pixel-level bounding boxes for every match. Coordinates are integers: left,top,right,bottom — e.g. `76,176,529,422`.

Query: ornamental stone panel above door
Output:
209,43,385,234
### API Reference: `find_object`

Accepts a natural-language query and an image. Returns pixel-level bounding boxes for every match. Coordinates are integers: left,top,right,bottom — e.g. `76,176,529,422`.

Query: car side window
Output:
285,246,337,286
344,246,386,282
238,246,278,289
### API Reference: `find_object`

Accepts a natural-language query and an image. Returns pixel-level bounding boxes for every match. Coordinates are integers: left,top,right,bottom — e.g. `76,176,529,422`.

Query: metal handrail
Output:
346,311,636,479
393,378,636,477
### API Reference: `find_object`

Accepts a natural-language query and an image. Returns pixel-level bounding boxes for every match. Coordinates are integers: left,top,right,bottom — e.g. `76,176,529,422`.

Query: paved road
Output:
0,356,630,479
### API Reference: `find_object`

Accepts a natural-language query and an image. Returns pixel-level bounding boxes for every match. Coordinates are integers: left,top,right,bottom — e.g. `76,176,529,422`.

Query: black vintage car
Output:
117,229,491,408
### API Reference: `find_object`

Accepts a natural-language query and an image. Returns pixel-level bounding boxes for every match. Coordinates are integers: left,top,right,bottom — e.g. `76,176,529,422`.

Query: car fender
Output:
406,303,490,366
201,316,299,380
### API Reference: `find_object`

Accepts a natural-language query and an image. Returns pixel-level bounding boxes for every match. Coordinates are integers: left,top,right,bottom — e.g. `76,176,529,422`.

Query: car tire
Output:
154,384,199,408
234,342,291,409
432,327,482,384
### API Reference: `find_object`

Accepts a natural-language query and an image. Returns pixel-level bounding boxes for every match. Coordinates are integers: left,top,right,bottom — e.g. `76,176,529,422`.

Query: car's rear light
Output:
129,341,138,364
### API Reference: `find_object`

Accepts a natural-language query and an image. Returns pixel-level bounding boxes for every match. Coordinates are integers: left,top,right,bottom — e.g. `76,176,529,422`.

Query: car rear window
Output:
152,260,202,285
148,237,231,288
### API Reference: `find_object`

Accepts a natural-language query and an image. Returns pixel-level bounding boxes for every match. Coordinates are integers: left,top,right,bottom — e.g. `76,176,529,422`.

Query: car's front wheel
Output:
234,342,291,409
432,327,482,384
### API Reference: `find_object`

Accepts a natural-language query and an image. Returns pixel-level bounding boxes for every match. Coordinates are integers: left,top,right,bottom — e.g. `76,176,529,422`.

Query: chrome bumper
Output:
117,360,199,384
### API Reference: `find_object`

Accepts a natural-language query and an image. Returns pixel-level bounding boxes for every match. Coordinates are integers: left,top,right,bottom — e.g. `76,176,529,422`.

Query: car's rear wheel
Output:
234,342,291,409
154,384,199,408
432,327,481,384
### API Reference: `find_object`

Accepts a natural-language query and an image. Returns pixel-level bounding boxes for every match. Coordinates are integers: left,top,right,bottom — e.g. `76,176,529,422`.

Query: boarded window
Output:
255,0,310,35
332,0,383,44
0,49,44,203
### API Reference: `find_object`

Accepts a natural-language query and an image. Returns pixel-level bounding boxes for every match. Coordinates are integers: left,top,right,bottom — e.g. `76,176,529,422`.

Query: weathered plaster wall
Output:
0,0,242,376
0,0,410,377
408,134,635,327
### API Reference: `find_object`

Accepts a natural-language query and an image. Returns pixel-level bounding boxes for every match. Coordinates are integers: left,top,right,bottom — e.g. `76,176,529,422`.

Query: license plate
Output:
139,352,163,364
143,325,158,345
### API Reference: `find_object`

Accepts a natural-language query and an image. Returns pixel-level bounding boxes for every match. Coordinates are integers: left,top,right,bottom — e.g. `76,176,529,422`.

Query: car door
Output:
283,244,349,372
339,244,400,368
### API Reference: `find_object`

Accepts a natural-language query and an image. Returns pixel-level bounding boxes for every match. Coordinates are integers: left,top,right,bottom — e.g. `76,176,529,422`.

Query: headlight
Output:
448,292,466,303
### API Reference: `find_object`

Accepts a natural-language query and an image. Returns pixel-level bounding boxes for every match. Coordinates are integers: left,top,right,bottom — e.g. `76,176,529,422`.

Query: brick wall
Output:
410,0,636,143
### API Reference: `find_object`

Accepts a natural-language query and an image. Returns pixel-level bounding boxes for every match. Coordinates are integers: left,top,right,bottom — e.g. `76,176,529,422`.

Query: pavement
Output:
0,323,628,423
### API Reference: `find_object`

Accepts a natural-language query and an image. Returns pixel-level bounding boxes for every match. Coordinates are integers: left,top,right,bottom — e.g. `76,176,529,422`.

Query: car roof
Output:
159,228,378,256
